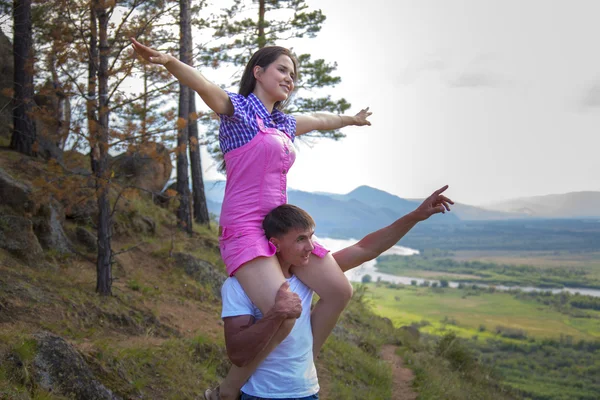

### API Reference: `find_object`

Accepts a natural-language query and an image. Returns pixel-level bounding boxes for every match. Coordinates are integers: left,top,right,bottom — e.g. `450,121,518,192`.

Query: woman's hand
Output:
130,37,171,65
353,107,372,126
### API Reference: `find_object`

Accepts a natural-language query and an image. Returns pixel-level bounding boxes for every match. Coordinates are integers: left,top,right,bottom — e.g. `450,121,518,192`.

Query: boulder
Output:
0,215,43,260
131,214,156,235
32,201,73,254
111,143,172,194
76,226,97,252
33,331,121,400
172,252,226,298
32,81,69,161
0,167,37,214
65,195,97,223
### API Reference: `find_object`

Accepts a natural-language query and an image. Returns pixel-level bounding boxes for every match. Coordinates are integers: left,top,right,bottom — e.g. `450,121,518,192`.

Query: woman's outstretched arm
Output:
294,107,372,136
130,38,233,116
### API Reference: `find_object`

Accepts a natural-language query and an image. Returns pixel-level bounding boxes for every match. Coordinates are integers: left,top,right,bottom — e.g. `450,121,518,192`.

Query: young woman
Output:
130,38,372,399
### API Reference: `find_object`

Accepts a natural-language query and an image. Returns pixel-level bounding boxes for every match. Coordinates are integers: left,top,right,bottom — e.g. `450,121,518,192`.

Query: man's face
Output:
272,227,315,267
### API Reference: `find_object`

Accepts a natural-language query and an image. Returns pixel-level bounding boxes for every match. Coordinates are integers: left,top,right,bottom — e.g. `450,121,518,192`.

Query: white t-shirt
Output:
221,275,319,398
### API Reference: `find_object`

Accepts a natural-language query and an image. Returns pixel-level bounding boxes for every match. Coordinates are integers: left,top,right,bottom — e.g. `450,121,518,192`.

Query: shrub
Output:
442,316,458,326
361,274,372,284
440,279,449,288
435,332,476,372
495,325,527,340
411,280,417,286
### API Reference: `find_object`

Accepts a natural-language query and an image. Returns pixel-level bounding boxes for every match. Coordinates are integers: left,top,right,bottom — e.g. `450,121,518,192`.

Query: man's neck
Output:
276,254,293,278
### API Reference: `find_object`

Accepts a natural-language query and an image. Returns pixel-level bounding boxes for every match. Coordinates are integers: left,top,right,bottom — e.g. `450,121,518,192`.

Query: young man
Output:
215,186,453,400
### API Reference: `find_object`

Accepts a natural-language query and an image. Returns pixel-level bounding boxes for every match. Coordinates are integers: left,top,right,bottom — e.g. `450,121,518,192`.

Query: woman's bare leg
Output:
217,256,296,400
291,252,353,359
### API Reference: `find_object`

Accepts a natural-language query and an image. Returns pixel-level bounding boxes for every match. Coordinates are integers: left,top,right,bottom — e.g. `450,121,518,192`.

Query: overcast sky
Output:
200,0,600,206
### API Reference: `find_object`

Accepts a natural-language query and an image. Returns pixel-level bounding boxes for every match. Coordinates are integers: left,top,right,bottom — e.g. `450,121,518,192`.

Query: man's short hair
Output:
263,204,315,239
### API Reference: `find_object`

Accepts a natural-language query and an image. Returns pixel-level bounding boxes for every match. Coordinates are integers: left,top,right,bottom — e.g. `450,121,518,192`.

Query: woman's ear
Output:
253,65,263,80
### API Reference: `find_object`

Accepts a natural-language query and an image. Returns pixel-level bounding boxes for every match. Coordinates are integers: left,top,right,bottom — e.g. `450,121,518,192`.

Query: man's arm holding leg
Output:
223,281,301,367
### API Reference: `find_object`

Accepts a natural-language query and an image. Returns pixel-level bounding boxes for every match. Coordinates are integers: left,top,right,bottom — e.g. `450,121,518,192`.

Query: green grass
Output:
366,283,600,399
365,284,600,341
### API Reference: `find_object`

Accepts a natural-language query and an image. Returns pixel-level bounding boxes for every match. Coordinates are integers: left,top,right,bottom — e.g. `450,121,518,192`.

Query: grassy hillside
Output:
365,282,600,399
0,150,515,399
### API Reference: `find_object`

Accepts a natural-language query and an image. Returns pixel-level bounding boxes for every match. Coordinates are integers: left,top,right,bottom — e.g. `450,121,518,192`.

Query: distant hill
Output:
484,191,600,218
202,181,541,238
332,185,418,215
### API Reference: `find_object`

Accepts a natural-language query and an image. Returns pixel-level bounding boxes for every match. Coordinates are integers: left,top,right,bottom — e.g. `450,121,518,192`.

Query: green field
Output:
363,283,600,399
364,284,600,341
375,250,600,289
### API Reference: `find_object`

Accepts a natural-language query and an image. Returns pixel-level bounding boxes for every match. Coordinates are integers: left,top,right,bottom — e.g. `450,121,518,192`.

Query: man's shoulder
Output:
288,275,313,298
221,277,248,301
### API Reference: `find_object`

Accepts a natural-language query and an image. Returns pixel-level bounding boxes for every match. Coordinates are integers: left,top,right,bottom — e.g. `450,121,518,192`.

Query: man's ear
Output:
269,237,280,252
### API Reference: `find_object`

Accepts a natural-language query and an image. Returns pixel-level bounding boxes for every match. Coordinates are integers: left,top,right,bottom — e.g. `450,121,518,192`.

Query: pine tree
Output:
51,0,179,295
185,0,210,226
175,0,192,234
11,0,36,156
199,0,351,160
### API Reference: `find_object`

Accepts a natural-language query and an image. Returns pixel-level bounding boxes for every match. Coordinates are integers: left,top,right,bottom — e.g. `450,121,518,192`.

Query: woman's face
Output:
255,54,296,103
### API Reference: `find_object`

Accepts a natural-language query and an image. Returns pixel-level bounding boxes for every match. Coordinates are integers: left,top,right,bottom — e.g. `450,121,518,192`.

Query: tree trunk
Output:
11,0,36,156
189,95,210,226
94,2,112,296
257,0,266,49
176,0,192,234
87,4,98,168
181,0,210,226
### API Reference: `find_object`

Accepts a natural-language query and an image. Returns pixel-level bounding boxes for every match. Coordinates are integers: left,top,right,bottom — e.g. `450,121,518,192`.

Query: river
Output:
316,236,600,298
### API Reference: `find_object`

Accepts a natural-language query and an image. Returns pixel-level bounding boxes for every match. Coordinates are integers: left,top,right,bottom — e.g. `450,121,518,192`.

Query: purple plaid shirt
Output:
219,92,297,154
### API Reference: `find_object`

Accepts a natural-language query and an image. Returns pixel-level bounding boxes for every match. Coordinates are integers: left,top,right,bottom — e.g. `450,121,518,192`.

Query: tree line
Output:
3,0,349,295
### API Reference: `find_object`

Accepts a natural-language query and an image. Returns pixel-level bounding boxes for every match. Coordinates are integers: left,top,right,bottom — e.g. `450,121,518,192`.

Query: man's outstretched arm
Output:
332,185,453,272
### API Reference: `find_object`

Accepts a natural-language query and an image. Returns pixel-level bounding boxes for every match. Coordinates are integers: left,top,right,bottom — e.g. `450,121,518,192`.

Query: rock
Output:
111,143,172,194
32,81,69,161
131,215,156,235
32,201,73,254
76,226,97,252
65,195,98,223
172,252,226,299
0,215,43,260
33,331,121,400
0,167,37,214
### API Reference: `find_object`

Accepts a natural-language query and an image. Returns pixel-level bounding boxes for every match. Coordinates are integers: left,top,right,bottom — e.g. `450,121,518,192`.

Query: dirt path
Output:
381,345,418,400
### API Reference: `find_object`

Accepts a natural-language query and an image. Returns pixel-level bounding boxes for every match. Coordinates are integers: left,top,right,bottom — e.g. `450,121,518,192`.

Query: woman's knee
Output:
338,277,353,306
320,276,353,308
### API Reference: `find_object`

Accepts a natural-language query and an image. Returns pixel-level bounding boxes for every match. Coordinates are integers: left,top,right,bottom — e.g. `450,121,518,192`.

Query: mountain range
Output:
202,181,600,239
483,191,600,218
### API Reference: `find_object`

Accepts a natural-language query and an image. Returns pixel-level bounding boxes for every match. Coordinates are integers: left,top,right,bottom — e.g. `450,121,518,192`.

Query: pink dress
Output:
219,116,327,276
